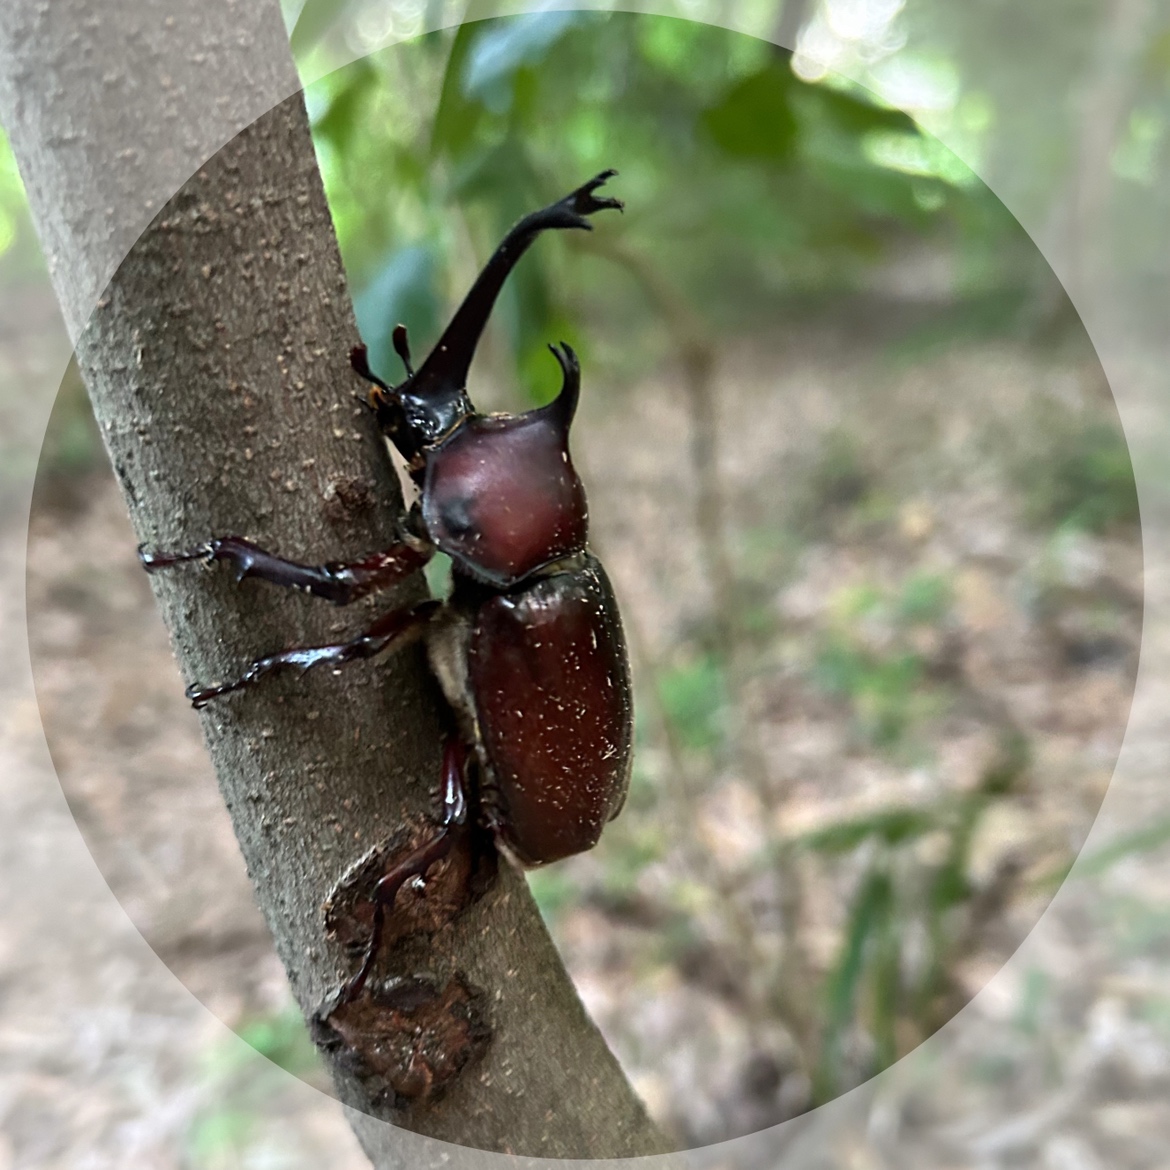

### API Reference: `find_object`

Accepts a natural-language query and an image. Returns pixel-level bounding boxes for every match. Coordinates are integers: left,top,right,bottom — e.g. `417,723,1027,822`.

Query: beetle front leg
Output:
139,533,432,605
186,599,441,708
339,737,473,1005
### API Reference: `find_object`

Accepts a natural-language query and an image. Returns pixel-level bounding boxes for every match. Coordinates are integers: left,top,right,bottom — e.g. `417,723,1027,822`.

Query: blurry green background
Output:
291,10,1139,1136
305,11,1029,402
18,4,1155,1159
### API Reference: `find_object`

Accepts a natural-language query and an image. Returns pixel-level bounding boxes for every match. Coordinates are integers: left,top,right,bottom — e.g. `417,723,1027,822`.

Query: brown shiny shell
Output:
467,555,632,865
422,411,587,587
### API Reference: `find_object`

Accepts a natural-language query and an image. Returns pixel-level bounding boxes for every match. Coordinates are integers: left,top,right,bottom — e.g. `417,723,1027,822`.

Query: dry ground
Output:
12,309,1170,1167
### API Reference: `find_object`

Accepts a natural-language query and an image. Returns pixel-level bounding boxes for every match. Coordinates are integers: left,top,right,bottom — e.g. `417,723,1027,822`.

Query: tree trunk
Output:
0,0,671,1160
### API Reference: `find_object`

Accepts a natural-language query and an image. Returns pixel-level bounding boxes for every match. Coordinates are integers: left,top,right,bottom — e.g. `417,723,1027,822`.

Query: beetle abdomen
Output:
468,555,632,866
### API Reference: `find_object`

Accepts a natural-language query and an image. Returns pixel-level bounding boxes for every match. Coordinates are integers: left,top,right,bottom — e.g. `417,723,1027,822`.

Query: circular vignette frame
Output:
3,2,1165,1169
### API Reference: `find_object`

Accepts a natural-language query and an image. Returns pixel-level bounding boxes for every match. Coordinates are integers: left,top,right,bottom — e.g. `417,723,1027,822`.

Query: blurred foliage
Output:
305,12,1025,403
898,0,1170,337
600,822,668,901
0,128,40,278
0,2,1129,1128
791,726,1030,1102
0,134,20,257
5,0,1138,1136
657,652,729,754
295,11,1136,1118
187,1005,326,1168
527,865,579,921
792,428,877,536
33,360,107,490
1076,814,1170,880
0,127,74,502
0,0,1139,1143
236,1008,323,1077
812,573,953,751
1097,892,1170,961
1006,398,1140,534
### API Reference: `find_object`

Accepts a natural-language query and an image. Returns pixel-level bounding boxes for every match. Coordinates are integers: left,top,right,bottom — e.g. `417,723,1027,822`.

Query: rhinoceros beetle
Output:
140,172,632,1007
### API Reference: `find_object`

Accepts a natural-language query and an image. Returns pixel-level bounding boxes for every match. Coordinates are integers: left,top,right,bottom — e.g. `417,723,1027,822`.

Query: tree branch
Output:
0,0,670,1159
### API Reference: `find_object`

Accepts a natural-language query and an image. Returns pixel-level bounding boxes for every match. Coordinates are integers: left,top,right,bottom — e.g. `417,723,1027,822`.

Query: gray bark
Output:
0,0,671,1160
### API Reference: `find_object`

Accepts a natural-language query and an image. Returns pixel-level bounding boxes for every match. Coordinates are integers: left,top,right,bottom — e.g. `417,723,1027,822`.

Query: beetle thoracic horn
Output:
538,341,580,431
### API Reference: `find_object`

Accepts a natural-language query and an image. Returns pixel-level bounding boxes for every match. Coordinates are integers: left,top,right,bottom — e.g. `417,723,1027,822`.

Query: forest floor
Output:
10,303,1170,1169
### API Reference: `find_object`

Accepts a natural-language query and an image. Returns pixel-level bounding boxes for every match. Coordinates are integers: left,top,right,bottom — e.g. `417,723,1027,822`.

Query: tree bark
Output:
0,0,671,1160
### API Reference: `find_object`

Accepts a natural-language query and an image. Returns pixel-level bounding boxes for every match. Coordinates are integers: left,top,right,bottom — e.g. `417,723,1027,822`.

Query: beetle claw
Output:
186,680,223,708
138,540,216,572
568,169,624,221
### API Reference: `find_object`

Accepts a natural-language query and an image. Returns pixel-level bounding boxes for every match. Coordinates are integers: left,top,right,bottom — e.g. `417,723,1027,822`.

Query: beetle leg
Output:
139,534,432,606
406,170,622,404
339,738,472,1004
186,599,441,708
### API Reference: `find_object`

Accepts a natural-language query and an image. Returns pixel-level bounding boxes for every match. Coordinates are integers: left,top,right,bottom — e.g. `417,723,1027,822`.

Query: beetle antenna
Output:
350,344,391,391
392,324,415,376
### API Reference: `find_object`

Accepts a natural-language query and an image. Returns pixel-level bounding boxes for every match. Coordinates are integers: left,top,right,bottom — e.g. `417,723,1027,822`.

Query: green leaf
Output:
795,806,936,855
289,0,356,58
808,83,918,139
863,129,978,187
812,636,865,697
978,728,1029,796
237,1007,321,1077
927,792,986,917
462,11,582,112
1076,814,1170,878
1014,409,1139,533
1013,967,1050,1035
431,24,486,159
702,62,799,162
869,889,901,1071
189,1108,253,1163
310,58,378,152
816,868,894,1101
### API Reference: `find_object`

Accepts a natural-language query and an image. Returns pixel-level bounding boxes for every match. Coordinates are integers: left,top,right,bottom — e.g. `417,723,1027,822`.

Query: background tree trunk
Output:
0,0,670,1160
